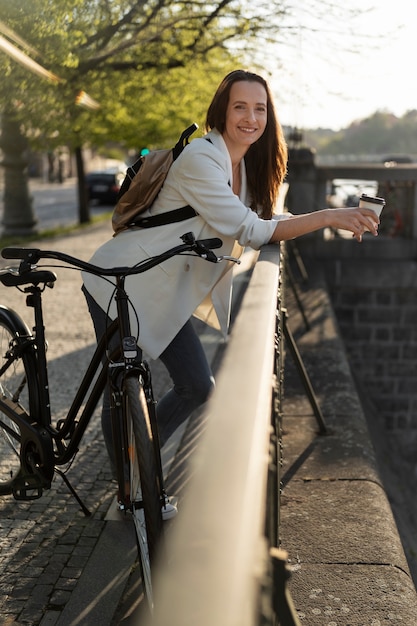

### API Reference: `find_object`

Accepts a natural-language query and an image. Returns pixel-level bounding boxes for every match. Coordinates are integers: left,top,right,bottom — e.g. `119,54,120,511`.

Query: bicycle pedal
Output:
13,487,43,500
12,473,48,500
13,482,43,500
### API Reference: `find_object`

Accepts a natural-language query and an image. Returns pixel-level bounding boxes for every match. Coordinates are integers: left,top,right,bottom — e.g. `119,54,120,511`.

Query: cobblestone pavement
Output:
0,222,139,625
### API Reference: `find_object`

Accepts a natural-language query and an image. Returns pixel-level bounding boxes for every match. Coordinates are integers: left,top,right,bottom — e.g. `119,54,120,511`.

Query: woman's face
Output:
222,80,268,153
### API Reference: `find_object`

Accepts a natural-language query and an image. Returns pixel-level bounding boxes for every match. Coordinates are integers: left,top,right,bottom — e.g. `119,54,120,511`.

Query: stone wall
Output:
283,247,417,589
330,259,417,433
294,238,417,457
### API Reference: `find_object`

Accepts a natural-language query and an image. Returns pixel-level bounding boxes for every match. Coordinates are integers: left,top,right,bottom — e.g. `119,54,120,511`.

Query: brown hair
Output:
205,69,288,219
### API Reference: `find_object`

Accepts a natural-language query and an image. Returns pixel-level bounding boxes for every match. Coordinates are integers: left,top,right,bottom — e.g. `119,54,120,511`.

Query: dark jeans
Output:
82,287,215,469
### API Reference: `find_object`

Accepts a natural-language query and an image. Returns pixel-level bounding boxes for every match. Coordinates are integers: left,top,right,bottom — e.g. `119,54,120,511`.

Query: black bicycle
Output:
0,231,239,611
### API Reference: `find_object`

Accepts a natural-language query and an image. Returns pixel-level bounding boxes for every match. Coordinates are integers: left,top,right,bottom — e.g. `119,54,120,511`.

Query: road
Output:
0,177,112,233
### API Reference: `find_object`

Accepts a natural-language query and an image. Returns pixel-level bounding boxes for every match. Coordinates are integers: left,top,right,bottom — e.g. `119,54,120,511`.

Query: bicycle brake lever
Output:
193,241,218,263
19,259,36,274
200,250,219,263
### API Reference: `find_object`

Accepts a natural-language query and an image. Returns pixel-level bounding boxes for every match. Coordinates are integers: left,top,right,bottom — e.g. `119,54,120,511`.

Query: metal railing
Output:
145,244,285,626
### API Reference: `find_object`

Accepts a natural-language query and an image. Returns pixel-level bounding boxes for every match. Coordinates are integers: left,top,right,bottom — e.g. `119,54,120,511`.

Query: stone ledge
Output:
287,562,417,624
280,258,417,622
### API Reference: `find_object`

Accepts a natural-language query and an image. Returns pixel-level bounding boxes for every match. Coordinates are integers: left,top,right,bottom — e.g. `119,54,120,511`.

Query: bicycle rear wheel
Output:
0,306,40,493
125,375,163,610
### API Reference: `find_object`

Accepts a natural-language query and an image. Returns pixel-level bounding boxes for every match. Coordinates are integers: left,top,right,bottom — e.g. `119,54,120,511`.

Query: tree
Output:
1,0,376,230
0,0,289,229
310,110,417,158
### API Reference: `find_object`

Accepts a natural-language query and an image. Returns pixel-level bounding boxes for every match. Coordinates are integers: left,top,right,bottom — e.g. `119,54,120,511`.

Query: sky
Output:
269,0,417,131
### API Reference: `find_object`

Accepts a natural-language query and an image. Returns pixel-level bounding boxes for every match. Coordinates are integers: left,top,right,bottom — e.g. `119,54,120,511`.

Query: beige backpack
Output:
112,124,198,235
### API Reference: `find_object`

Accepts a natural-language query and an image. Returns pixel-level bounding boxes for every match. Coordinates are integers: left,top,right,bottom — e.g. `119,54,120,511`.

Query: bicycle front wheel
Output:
125,375,163,610
0,306,40,493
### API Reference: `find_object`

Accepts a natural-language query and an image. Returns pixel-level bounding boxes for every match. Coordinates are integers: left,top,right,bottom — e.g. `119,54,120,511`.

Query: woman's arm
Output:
269,207,380,243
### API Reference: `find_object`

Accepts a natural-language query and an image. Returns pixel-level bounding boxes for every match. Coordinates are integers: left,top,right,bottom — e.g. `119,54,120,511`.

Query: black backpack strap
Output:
128,205,198,229
172,123,199,160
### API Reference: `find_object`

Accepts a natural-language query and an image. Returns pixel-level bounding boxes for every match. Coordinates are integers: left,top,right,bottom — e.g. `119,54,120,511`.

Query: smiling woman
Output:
81,69,380,471
205,70,286,217
223,82,268,152
221,82,268,196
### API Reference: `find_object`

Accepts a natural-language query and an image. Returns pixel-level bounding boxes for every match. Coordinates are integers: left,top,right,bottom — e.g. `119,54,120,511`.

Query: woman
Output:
83,69,379,454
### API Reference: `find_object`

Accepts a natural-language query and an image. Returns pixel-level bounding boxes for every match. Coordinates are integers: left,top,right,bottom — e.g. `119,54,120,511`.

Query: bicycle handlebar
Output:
1,232,236,278
2,248,40,260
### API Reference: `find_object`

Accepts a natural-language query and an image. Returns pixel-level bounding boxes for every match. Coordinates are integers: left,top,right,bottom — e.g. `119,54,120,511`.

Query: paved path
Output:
0,222,126,625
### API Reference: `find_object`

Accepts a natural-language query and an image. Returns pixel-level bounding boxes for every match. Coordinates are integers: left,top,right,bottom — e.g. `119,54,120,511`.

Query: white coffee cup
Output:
359,193,385,217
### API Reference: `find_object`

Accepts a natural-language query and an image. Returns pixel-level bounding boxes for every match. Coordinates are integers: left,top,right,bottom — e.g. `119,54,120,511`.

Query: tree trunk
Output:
75,145,90,224
0,110,38,236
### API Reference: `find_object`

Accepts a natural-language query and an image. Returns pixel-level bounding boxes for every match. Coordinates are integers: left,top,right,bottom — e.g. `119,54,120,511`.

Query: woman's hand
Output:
270,206,380,243
327,206,379,242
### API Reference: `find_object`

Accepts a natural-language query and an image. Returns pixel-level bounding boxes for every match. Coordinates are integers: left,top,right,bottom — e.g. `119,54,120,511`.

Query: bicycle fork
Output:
108,359,168,514
135,358,171,514
110,276,168,514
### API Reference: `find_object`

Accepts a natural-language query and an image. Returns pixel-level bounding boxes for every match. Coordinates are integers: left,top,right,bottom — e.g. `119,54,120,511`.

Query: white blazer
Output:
82,129,287,359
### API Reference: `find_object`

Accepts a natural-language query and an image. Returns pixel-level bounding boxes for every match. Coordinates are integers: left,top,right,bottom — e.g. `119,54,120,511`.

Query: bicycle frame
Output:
1,288,160,512
0,286,120,496
0,279,150,501
0,233,236,502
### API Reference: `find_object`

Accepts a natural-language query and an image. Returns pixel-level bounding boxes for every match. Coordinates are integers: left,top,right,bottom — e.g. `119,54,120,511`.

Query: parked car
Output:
85,169,126,205
381,155,413,166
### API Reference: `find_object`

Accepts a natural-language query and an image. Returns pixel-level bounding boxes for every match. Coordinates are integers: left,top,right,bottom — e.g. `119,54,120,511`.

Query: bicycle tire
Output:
125,375,163,610
0,305,40,494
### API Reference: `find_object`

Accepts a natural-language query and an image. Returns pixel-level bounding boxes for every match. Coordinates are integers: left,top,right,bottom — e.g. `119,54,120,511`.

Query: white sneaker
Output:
162,496,178,520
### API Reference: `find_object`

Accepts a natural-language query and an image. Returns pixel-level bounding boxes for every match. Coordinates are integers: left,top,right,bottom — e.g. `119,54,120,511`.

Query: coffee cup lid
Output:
360,193,385,206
